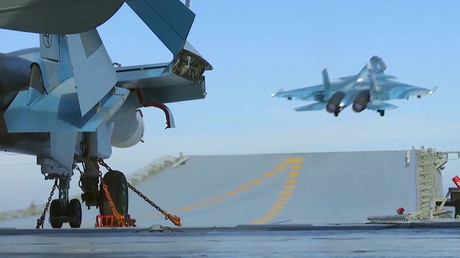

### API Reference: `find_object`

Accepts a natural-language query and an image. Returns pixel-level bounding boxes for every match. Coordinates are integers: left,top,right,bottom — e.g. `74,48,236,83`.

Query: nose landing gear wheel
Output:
100,170,129,218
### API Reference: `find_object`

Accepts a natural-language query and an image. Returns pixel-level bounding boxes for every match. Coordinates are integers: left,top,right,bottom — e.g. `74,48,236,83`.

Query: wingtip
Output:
428,86,438,95
272,89,284,97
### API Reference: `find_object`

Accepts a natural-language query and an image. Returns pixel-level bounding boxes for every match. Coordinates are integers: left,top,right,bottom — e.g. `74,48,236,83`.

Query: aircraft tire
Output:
50,199,63,228
68,199,82,228
100,170,129,218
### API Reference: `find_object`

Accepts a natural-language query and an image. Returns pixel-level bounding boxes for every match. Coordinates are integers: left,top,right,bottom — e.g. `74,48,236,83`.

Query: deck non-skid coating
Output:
1,226,460,257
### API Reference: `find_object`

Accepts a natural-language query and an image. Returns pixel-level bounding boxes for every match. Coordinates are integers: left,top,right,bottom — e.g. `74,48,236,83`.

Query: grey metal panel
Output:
0,0,124,34
67,30,117,116
128,151,418,227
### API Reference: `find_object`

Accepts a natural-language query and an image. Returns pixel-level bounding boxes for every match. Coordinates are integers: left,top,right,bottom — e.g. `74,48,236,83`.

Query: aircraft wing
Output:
0,0,124,34
0,0,194,57
272,85,324,101
374,80,437,100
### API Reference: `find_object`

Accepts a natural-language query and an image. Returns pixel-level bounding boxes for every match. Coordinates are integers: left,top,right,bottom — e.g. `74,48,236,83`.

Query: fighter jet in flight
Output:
0,0,211,228
272,56,436,117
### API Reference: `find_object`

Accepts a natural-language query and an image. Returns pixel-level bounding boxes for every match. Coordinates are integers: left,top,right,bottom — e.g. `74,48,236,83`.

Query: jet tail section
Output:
127,0,195,56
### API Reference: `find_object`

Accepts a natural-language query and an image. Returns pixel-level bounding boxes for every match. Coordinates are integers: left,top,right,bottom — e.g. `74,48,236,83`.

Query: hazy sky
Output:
1,1,459,211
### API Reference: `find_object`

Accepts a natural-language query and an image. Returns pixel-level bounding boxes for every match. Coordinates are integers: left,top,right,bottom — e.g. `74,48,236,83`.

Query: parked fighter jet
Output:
0,0,211,228
272,56,436,117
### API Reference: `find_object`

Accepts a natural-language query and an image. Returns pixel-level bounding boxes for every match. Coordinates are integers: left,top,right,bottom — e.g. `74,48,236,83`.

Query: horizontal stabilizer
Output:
116,62,207,103
4,78,129,132
127,0,195,56
367,101,398,111
295,102,326,111
272,85,324,101
0,0,124,34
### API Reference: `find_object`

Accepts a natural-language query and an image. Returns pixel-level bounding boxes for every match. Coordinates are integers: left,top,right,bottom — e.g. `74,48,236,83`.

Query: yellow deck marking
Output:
288,172,300,177
285,178,298,184
237,186,250,191
280,190,293,195
210,197,223,201
263,172,276,177
167,159,306,225
250,157,305,224
252,218,270,224
283,158,304,164
266,210,281,216
277,196,291,200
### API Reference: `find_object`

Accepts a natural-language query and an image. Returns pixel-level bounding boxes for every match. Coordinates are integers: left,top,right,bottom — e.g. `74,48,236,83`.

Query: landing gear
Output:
45,175,82,229
35,169,83,229
68,199,82,228
49,200,64,228
378,110,385,117
49,198,82,229
100,170,129,218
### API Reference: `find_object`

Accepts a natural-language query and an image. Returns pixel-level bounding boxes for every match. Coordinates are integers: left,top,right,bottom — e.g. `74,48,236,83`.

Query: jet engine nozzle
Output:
352,90,371,113
326,91,345,116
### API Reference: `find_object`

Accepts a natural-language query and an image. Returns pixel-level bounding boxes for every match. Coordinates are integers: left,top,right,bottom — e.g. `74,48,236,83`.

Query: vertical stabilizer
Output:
322,68,331,91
